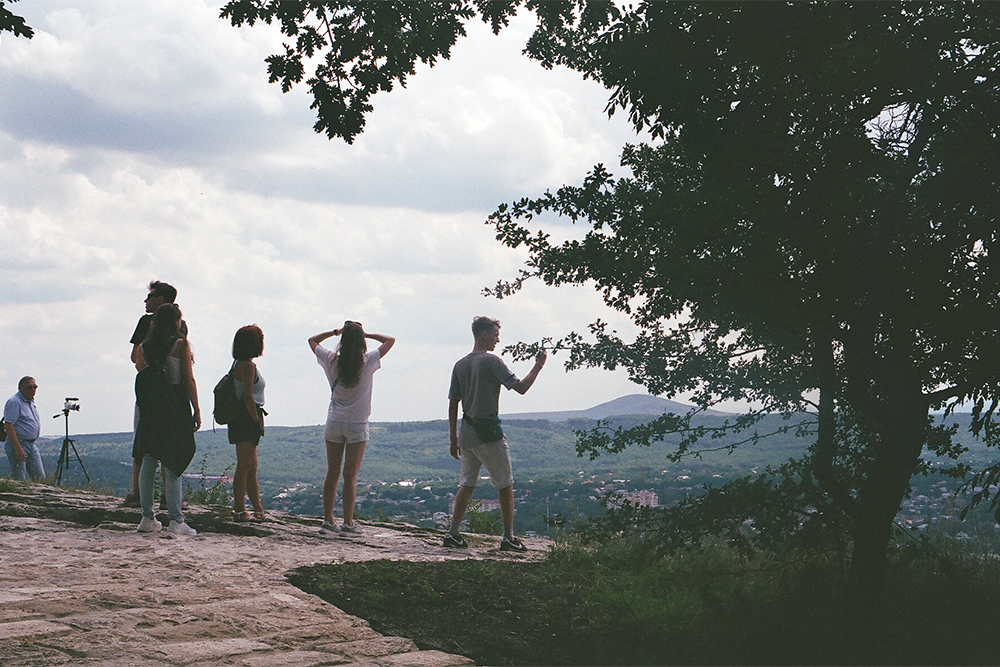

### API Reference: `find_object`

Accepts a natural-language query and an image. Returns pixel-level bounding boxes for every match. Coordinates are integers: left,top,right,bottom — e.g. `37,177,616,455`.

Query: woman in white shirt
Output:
308,321,394,536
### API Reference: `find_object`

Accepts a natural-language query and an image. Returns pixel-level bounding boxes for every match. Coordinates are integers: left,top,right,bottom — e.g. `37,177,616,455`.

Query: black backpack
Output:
135,359,177,427
213,362,240,425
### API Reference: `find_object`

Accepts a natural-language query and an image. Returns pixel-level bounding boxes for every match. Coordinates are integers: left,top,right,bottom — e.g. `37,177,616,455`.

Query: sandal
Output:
232,510,251,522
251,510,266,522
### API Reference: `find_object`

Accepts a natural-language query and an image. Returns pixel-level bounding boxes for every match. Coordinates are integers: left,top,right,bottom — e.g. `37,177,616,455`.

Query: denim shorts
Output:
324,420,369,445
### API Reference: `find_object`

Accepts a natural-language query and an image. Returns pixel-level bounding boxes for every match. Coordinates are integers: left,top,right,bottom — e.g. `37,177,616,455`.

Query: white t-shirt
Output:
314,346,382,423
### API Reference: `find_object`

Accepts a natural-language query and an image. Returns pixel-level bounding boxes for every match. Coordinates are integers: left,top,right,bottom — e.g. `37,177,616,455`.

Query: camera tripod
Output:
54,401,89,486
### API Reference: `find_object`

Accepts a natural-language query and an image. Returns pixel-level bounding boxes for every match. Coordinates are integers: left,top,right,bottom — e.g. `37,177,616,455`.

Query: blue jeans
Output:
139,454,183,524
5,439,44,481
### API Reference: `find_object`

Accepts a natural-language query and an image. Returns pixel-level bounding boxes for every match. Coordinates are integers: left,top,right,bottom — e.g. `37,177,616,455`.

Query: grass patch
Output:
288,539,1000,665
0,478,25,493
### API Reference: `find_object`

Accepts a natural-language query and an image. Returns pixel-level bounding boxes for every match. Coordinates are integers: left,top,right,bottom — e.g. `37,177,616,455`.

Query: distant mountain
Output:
502,394,731,422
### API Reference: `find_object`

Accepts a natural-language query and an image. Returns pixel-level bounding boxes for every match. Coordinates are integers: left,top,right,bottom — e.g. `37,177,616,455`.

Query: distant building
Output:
448,497,501,514
607,489,659,509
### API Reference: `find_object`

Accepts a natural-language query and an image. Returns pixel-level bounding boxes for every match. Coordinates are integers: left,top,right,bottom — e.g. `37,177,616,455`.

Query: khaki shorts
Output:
458,421,513,490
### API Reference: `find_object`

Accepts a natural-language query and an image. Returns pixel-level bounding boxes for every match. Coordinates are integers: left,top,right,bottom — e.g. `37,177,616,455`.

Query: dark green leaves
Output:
221,1,487,142
0,0,33,39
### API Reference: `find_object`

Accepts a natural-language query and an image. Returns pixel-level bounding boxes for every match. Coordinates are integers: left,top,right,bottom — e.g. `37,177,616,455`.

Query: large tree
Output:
224,1,1000,599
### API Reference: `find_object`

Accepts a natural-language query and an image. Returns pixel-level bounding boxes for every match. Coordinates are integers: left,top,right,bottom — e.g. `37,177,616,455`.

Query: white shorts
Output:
324,420,369,445
458,421,513,490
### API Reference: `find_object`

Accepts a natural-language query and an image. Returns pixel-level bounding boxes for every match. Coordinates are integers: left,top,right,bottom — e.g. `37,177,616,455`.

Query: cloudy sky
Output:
0,1,650,435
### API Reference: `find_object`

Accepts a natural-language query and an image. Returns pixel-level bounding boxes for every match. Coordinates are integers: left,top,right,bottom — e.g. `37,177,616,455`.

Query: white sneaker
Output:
340,522,364,537
167,521,197,536
137,516,162,533
319,520,338,537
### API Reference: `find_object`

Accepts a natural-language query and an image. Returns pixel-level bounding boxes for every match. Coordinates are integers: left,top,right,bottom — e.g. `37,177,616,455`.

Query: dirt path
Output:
0,484,544,666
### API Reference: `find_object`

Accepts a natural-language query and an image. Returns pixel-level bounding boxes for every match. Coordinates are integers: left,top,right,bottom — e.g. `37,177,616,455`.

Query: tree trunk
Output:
848,393,929,605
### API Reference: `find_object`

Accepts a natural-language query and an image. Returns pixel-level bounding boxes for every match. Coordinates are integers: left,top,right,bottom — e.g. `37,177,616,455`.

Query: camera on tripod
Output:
53,397,89,486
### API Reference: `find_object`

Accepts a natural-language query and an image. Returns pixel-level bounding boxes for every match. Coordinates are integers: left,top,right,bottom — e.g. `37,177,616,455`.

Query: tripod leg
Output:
56,438,71,486
68,439,90,483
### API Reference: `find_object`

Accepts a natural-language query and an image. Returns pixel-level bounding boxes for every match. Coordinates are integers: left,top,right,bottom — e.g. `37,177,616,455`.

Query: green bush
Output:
465,500,501,535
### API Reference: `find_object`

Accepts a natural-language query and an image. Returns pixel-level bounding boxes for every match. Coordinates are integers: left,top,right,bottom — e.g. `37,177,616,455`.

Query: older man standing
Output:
3,376,43,481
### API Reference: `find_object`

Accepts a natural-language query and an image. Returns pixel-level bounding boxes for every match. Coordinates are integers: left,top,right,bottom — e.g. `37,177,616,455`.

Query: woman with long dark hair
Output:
308,321,394,536
229,324,266,522
134,303,200,536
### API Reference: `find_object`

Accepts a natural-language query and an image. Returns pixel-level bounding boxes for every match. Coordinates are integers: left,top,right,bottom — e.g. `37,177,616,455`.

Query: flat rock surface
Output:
0,484,546,666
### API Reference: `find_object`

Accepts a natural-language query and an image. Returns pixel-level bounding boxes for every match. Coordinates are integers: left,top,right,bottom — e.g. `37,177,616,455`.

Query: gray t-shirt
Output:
449,351,519,419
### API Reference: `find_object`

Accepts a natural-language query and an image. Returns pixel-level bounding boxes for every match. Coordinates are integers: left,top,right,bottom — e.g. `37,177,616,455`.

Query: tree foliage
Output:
486,1,1000,593
0,0,33,39
221,1,529,142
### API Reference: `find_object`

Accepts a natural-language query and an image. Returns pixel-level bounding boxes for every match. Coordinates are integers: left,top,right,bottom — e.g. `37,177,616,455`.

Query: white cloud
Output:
0,1,651,435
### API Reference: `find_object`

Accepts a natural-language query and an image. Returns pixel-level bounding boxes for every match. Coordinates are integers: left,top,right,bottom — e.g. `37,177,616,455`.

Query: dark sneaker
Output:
120,492,140,508
443,532,468,548
500,535,527,552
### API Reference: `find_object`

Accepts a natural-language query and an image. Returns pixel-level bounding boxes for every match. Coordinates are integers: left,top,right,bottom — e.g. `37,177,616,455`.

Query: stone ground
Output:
0,483,546,666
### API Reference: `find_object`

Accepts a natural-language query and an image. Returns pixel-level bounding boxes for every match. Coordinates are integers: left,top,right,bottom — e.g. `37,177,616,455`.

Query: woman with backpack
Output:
309,321,394,537
134,303,200,536
229,325,266,522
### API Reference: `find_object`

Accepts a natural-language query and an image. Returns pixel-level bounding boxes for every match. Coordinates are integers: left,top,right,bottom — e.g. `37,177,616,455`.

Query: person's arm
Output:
448,397,461,460
365,332,395,358
131,343,141,365
4,421,24,463
134,345,147,371
308,330,339,352
178,340,201,431
234,360,260,425
512,348,547,395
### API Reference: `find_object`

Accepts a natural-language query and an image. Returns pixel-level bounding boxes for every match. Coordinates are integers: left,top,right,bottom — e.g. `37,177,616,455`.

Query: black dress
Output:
133,339,196,478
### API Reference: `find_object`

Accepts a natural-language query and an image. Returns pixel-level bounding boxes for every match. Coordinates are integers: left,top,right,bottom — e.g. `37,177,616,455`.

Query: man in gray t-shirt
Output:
444,316,546,552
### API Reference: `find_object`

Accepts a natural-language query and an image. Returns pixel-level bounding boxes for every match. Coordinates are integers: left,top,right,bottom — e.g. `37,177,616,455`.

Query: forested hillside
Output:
13,411,993,538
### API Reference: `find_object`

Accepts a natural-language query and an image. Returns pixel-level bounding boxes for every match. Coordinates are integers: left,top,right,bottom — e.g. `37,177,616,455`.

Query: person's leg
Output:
233,443,250,515
164,466,184,525
450,485,476,534
139,455,157,520
130,459,141,495
498,485,515,538
129,404,140,496
159,462,168,507
4,442,27,480
340,441,367,525
323,440,346,523
24,441,44,481
242,444,264,516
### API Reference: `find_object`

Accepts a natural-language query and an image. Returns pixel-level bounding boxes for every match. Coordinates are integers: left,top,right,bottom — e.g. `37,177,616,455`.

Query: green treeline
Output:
21,412,993,538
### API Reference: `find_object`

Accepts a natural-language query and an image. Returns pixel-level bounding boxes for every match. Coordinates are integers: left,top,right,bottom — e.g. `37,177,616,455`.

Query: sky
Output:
0,1,652,435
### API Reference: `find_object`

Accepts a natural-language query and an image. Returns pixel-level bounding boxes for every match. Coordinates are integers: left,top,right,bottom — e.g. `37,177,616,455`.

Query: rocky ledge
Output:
0,483,545,666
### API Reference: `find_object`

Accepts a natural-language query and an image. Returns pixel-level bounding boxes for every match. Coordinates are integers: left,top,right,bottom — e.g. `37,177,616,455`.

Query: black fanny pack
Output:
463,414,504,443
